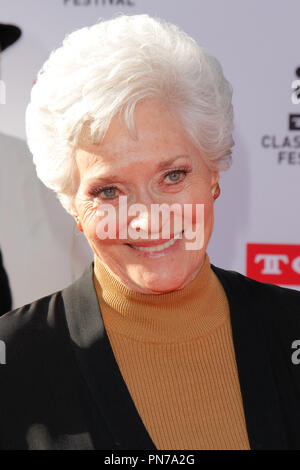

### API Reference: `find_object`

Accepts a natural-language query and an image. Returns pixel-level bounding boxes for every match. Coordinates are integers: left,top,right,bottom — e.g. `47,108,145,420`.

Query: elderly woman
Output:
0,14,300,451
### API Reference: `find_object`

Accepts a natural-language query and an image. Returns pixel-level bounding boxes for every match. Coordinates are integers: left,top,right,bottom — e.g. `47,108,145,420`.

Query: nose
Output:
125,187,155,237
128,205,156,241
129,211,149,232
127,202,183,242
125,189,184,242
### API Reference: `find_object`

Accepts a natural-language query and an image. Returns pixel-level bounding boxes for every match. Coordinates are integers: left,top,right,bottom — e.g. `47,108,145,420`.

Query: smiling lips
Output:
128,231,183,252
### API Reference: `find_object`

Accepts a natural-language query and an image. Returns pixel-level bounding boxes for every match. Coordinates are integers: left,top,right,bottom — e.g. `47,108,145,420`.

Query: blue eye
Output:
101,187,117,198
165,168,188,184
89,186,118,199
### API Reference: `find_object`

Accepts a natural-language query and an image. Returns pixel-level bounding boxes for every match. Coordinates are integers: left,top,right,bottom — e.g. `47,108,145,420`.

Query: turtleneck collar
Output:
93,253,229,343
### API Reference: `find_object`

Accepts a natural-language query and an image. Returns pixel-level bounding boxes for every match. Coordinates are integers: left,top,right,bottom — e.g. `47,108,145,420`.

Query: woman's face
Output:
73,99,219,294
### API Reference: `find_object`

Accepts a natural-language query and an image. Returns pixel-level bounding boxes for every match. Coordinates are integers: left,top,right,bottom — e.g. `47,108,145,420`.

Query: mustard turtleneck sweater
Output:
93,253,250,450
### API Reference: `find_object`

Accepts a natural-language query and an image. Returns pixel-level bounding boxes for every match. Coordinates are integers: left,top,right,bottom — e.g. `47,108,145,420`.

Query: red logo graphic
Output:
247,244,300,285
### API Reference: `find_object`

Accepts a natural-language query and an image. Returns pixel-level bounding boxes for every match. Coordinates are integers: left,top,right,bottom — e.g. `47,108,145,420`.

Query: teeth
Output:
131,231,183,252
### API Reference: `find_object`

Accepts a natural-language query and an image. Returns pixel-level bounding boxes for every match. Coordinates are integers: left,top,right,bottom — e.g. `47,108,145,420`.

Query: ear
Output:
69,199,78,220
211,170,219,188
75,216,83,232
69,202,83,232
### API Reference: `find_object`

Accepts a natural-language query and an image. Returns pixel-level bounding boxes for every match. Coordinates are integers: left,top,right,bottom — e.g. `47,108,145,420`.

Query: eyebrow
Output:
84,155,190,185
157,155,189,170
84,174,121,186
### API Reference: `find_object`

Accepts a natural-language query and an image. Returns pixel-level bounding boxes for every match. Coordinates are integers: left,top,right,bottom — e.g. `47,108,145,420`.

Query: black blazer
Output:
0,261,300,450
0,249,12,317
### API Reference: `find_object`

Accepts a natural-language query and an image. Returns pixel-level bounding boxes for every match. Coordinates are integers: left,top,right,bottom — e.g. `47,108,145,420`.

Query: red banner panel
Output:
246,243,300,286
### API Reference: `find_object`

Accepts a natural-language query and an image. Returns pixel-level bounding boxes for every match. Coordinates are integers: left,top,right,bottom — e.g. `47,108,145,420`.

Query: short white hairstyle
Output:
26,14,234,214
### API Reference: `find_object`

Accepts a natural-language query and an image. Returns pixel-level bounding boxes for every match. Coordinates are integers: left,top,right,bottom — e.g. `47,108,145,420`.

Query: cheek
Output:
82,205,123,247
77,196,98,222
183,183,213,225
204,199,214,230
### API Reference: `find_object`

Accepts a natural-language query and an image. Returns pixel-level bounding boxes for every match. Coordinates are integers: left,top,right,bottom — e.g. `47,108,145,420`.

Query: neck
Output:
93,253,229,343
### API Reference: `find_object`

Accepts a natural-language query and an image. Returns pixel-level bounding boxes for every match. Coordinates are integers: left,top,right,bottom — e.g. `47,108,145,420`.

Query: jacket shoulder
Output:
211,264,300,327
212,264,300,297
0,290,66,363
0,284,98,450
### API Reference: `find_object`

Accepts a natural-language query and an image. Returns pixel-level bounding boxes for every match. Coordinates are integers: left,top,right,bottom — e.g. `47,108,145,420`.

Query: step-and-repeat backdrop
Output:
1,0,299,308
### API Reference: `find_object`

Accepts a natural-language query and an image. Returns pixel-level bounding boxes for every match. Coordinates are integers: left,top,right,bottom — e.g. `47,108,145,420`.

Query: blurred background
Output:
0,0,299,310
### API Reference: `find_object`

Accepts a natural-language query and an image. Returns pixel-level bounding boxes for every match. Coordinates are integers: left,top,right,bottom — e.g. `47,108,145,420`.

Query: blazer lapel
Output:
62,262,156,450
211,265,289,450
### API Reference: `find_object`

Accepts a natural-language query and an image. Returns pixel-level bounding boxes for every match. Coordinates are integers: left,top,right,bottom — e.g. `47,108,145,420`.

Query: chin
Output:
134,272,189,294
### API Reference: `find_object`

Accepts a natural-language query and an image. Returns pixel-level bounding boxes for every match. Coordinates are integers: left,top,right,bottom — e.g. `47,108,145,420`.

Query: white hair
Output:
25,14,234,214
